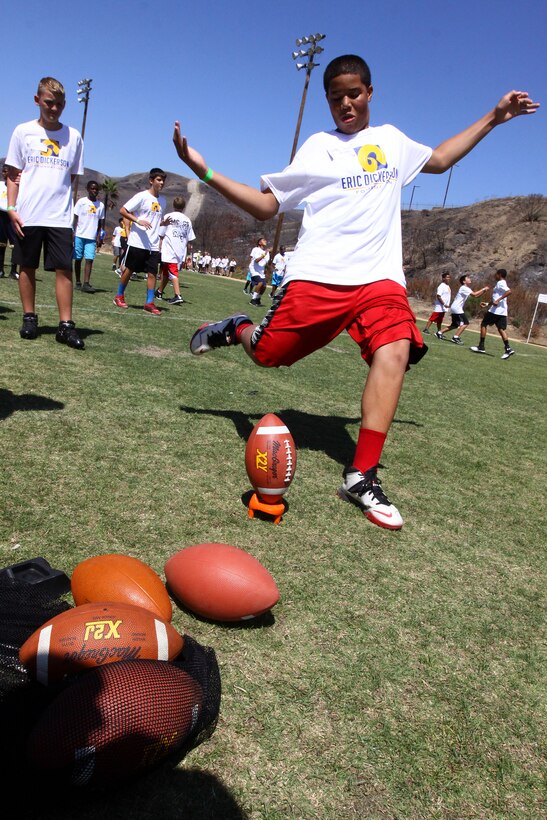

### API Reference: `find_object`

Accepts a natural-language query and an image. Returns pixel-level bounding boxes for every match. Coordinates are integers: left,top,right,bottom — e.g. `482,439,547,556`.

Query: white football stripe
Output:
154,619,169,660
256,486,287,496
256,426,289,434
36,624,53,686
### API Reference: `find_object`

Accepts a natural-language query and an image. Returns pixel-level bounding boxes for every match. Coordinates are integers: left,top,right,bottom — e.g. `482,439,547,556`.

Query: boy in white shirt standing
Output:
175,54,538,530
422,272,451,338
155,196,195,305
73,180,105,293
441,274,489,344
470,269,514,359
5,76,85,348
248,238,270,307
114,168,167,315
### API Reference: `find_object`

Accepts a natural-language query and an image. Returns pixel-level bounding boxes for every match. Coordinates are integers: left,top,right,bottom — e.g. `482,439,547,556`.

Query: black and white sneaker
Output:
435,331,445,340
55,320,85,350
470,346,486,354
423,328,430,334
20,312,38,340
338,465,403,530
451,336,463,345
501,348,514,360
249,299,262,307
190,313,252,355
155,289,163,299
168,294,184,305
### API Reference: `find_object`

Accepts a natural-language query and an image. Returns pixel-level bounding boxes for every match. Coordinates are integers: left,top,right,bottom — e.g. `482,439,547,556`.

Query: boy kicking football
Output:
173,54,538,530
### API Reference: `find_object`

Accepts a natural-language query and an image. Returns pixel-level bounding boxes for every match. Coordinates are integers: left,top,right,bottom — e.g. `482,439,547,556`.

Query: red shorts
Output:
161,262,179,278
251,279,424,368
428,310,445,321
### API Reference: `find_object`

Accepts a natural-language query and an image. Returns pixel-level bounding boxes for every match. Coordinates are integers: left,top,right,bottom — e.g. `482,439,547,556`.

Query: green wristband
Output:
6,205,17,212
201,167,213,183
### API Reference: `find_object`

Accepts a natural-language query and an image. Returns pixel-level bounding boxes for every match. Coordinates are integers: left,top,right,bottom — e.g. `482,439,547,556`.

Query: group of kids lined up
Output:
422,269,515,359
2,59,538,530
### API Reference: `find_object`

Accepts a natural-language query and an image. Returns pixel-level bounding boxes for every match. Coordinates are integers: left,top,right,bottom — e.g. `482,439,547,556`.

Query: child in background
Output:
441,274,489,344
155,196,195,305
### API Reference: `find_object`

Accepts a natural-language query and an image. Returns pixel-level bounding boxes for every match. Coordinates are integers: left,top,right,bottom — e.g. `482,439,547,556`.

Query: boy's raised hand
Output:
173,122,207,179
494,91,540,124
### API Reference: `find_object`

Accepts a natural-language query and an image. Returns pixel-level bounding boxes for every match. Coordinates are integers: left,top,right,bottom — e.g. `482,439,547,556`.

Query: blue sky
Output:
2,0,545,208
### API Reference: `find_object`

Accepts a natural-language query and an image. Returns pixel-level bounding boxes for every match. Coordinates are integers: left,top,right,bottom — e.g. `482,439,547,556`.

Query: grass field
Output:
1,254,545,819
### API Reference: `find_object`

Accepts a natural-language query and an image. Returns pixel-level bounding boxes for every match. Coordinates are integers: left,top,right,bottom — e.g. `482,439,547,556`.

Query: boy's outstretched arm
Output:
172,121,279,221
423,90,540,174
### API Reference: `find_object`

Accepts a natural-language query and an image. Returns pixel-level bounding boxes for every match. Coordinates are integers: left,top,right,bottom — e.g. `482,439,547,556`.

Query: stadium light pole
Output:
270,34,326,259
73,78,93,203
442,163,458,208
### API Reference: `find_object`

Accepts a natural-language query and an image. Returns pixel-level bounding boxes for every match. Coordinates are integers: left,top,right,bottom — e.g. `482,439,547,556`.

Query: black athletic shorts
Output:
481,311,507,330
0,211,16,245
124,246,161,275
446,312,469,330
12,226,73,271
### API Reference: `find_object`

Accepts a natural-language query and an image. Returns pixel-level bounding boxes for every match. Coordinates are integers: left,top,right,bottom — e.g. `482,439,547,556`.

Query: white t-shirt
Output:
5,120,84,227
273,252,286,273
451,285,473,314
0,181,8,212
261,124,431,287
489,279,510,316
123,190,166,251
248,246,270,277
434,282,451,312
112,226,123,248
219,256,229,270
159,211,196,265
74,196,105,240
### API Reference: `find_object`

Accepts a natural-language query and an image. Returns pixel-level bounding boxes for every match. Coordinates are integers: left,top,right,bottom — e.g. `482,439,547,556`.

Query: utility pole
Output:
409,185,420,210
270,34,326,259
73,78,93,203
442,164,458,208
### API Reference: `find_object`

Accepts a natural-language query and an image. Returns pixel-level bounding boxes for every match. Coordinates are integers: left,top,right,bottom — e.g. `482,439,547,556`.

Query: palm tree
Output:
100,177,118,217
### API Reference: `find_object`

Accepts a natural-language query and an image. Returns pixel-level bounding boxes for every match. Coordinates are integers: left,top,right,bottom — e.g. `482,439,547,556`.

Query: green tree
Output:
100,177,119,218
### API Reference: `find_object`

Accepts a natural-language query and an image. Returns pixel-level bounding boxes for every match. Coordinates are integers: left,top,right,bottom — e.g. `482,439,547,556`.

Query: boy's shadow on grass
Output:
180,406,423,466
0,304,15,319
0,388,64,421
38,325,104,340
12,763,247,820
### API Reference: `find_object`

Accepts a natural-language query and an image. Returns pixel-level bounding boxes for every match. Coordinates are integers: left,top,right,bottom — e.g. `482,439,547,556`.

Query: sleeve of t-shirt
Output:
72,130,84,176
188,222,196,242
5,126,24,170
389,125,432,187
260,143,312,213
123,192,144,213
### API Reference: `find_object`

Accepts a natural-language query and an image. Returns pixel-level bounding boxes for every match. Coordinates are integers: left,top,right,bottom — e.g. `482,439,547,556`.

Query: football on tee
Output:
26,659,203,786
71,553,172,621
165,543,279,622
19,601,184,685
245,413,297,503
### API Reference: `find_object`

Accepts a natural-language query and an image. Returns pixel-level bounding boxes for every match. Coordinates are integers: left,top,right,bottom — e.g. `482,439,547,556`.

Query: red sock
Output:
235,320,253,343
353,428,387,473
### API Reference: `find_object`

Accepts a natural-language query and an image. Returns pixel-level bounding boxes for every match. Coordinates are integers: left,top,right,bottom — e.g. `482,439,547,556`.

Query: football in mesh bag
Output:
245,413,296,502
19,602,183,685
27,659,203,786
71,554,172,621
165,543,279,622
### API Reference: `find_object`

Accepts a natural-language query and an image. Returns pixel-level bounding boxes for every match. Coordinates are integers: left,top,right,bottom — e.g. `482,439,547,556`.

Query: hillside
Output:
3,159,546,284
92,169,545,287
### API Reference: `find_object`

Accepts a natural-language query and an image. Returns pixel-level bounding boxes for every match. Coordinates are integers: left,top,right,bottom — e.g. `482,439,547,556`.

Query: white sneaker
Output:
338,466,403,530
501,348,514,360
470,346,486,354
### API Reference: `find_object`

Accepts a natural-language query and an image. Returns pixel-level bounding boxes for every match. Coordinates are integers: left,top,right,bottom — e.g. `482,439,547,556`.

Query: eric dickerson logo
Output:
41,139,60,157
